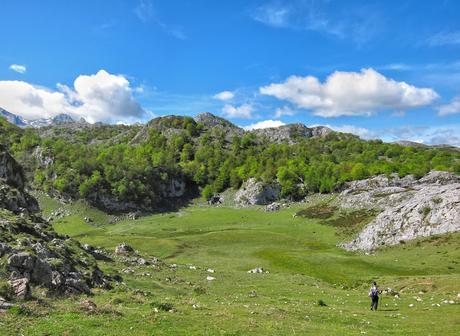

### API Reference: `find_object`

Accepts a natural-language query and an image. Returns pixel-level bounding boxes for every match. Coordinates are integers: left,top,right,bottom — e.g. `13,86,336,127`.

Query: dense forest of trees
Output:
2,116,460,208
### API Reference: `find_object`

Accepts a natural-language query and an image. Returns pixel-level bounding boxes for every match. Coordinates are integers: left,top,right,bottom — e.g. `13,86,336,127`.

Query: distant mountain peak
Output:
0,108,28,127
52,113,75,124
0,109,79,128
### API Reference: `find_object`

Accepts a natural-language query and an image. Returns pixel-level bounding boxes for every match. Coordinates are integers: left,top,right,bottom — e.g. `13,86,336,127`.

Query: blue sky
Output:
0,0,459,145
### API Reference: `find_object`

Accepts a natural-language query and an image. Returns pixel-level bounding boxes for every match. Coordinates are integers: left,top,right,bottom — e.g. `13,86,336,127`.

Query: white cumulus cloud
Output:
222,103,254,119
0,69,144,123
213,91,234,101
260,68,439,117
274,105,295,118
437,96,460,116
9,64,27,74
243,119,286,130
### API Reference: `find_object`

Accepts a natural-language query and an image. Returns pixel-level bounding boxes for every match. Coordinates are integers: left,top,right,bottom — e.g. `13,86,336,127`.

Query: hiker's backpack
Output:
370,287,378,298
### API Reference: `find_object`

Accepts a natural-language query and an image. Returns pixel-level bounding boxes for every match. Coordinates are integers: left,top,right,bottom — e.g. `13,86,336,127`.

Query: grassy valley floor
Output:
1,200,459,335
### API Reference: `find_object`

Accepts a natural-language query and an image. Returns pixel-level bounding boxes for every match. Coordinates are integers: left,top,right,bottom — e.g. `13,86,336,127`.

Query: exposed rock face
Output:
310,126,334,137
342,171,460,252
86,193,139,213
84,176,187,212
159,178,186,198
418,170,459,185
2,221,101,297
340,174,415,210
194,112,245,142
0,182,39,214
0,149,109,299
0,147,39,213
195,112,242,133
33,146,54,168
0,149,25,190
8,278,31,300
235,178,281,206
251,124,333,144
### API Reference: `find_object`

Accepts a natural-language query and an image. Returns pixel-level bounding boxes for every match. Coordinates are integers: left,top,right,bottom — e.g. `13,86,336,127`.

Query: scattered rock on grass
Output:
115,243,134,255
247,267,268,274
265,202,282,212
383,287,399,296
80,299,98,314
0,297,15,313
207,195,223,205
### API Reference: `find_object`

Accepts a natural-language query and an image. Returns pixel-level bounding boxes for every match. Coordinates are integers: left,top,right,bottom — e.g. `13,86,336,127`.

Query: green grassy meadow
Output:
1,199,459,335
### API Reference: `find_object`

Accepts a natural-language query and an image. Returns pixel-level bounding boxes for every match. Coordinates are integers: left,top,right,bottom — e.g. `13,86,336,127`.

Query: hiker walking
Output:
369,281,380,311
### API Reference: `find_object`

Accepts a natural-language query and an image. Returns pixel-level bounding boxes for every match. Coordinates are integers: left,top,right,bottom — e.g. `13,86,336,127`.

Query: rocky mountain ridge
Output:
130,112,335,145
3,108,458,149
0,108,82,128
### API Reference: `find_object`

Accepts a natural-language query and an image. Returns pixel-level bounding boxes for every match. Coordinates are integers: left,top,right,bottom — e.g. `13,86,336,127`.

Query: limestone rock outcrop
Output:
341,171,460,252
251,124,333,144
235,178,281,206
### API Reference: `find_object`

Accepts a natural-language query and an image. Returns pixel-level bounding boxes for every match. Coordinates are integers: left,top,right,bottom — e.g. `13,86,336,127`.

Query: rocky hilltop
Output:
341,171,460,252
130,112,335,145
194,112,243,133
252,124,333,144
0,147,109,300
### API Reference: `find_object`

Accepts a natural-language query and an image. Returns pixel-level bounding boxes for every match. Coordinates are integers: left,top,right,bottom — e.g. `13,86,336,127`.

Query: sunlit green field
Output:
2,199,459,335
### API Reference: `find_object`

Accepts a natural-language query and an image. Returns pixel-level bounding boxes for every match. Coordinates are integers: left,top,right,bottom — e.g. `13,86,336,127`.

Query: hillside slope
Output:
1,112,459,215
0,146,109,301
